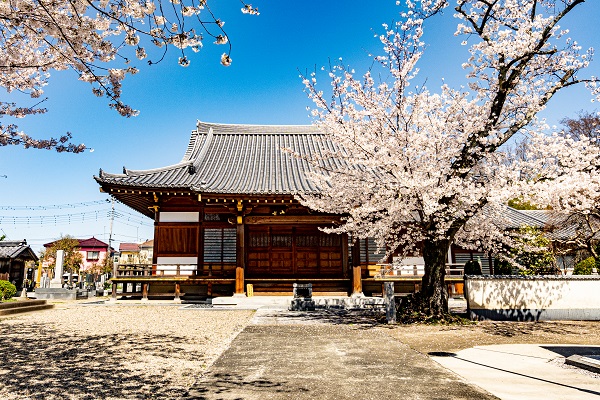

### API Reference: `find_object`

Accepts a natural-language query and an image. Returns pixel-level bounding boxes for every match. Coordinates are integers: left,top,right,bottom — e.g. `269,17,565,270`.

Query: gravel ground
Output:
386,320,600,355
2,301,598,399
0,301,254,400
386,319,600,380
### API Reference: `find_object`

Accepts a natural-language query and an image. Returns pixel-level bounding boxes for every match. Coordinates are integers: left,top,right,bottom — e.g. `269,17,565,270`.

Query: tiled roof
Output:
503,208,547,229
502,208,577,240
44,237,110,249
119,243,140,252
140,239,154,248
95,121,336,195
0,240,38,261
78,237,109,248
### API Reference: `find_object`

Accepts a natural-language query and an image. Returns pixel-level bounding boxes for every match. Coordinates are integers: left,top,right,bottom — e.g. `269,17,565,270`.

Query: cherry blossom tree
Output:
545,111,600,261
560,110,600,145
0,0,259,152
300,0,600,317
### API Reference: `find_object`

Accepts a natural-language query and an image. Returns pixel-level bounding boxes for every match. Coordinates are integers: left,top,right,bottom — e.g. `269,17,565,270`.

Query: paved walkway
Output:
187,307,498,399
187,304,600,400
433,344,600,400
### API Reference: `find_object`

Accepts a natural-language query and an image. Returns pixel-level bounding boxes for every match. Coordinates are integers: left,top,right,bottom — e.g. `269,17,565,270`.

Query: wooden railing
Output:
116,264,197,278
373,263,465,278
115,263,237,278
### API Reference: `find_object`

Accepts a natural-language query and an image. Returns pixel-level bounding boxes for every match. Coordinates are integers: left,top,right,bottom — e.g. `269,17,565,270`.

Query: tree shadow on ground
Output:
185,372,309,399
541,345,600,357
479,321,600,337
259,308,388,329
0,322,204,399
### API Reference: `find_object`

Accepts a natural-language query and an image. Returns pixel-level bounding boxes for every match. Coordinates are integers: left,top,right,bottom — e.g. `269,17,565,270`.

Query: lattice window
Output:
319,233,341,247
296,234,319,247
272,234,292,247
359,238,385,264
203,228,236,263
249,231,270,247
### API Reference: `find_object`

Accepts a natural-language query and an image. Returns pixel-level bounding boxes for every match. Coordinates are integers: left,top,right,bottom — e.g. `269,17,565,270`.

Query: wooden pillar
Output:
342,234,349,279
111,282,117,300
351,240,363,297
236,215,245,269
142,283,148,302
235,203,246,297
174,282,181,303
235,267,245,296
352,266,363,297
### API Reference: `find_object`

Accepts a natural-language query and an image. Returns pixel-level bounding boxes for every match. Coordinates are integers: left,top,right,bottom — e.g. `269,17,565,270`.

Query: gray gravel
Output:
551,356,600,379
0,301,254,399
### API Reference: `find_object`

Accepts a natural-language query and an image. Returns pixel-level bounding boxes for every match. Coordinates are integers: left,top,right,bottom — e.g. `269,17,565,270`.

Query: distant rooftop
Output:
119,243,140,252
43,237,112,250
0,240,38,261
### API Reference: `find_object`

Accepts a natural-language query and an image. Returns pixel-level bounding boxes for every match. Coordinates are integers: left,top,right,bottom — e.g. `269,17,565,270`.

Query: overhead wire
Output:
0,200,110,211
0,208,153,227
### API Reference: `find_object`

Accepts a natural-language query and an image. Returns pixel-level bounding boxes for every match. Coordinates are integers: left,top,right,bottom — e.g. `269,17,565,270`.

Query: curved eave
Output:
95,179,158,219
95,178,318,219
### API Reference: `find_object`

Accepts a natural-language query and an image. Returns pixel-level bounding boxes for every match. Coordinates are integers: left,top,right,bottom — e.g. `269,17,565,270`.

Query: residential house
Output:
119,242,141,265
43,237,113,275
0,240,38,290
139,239,154,265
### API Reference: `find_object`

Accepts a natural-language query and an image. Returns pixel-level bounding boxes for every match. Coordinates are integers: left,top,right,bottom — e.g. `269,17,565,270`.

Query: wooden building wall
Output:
151,196,347,281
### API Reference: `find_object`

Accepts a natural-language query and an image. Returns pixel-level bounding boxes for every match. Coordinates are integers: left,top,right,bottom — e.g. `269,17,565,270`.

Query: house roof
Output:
0,240,38,261
78,237,110,248
43,237,112,250
503,208,547,229
140,239,154,249
501,208,580,241
95,121,336,196
119,243,140,252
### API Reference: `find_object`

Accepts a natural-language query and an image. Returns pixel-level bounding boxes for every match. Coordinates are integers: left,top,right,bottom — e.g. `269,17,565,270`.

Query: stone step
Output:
0,303,54,316
313,297,385,309
0,299,48,310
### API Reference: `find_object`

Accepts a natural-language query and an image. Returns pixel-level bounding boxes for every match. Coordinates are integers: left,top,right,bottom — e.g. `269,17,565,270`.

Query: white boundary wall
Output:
465,276,600,321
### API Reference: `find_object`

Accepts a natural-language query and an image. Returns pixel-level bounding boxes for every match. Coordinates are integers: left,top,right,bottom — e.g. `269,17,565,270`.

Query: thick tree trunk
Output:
421,238,450,317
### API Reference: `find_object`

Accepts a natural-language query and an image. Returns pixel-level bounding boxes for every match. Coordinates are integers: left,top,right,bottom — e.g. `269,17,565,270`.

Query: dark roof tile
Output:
95,121,331,195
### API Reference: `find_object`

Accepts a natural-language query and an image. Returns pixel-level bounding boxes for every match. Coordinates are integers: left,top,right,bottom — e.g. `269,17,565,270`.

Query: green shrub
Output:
0,280,17,301
464,260,482,275
494,259,514,275
574,257,596,275
513,226,558,275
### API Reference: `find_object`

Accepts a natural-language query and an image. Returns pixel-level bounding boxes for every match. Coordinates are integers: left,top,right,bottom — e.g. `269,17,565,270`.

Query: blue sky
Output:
1,1,599,253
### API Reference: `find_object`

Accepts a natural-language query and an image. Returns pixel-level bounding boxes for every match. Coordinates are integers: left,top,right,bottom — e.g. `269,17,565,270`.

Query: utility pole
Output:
108,197,115,273
108,198,117,301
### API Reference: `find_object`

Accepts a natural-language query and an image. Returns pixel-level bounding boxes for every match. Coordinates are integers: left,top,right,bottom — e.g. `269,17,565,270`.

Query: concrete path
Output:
187,307,498,399
187,303,599,400
432,344,600,400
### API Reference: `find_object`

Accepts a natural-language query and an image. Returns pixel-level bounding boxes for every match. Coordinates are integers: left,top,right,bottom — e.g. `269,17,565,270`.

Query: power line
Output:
24,232,148,243
0,209,153,227
0,200,109,211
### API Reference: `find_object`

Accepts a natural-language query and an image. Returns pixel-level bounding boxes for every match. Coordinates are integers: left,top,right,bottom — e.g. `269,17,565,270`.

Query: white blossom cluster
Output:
300,1,599,271
0,0,259,151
